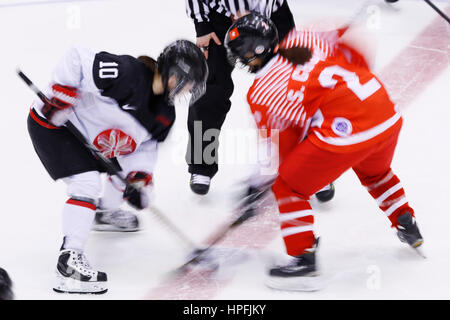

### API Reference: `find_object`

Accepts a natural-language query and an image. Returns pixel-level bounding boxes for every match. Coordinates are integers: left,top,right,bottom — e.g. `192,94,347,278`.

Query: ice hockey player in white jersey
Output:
27,40,208,294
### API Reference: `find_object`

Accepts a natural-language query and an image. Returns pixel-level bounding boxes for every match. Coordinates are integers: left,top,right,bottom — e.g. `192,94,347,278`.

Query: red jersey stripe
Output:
66,198,97,211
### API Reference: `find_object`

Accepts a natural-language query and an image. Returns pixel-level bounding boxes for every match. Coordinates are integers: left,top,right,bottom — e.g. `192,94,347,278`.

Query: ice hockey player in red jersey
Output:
225,13,423,291
27,40,208,294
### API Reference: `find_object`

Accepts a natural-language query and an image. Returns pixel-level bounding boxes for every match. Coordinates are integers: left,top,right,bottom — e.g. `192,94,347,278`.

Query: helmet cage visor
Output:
166,65,207,106
226,37,274,73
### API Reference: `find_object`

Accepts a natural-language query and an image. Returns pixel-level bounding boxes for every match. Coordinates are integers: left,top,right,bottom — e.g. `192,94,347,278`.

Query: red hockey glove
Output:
123,171,153,210
42,84,78,126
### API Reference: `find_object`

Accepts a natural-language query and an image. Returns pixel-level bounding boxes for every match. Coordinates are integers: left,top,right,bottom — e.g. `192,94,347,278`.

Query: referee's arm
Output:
185,0,213,37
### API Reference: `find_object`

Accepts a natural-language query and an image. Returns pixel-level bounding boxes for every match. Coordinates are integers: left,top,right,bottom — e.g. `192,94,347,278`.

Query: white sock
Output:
61,171,102,251
62,199,97,251
99,176,125,210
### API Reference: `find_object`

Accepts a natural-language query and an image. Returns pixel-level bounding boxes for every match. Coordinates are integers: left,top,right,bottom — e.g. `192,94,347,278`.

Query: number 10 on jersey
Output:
99,61,119,79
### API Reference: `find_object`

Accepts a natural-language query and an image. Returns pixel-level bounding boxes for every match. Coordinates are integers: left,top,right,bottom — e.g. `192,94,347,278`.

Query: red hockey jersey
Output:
247,28,402,157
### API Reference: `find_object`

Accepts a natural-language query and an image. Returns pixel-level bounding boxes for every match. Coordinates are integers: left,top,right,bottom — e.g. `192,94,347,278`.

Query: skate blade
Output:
53,288,108,295
54,272,108,295
265,273,326,292
92,224,140,232
412,242,426,259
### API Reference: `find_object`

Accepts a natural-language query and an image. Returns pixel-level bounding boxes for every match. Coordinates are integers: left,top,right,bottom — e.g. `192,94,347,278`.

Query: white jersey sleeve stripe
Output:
251,57,289,98
280,29,334,57
259,73,291,106
266,87,288,115
313,112,402,146
252,66,292,104
264,79,290,109
259,78,285,105
267,87,289,115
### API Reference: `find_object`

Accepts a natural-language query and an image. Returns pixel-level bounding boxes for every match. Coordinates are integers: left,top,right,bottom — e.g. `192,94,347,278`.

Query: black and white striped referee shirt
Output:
185,0,286,36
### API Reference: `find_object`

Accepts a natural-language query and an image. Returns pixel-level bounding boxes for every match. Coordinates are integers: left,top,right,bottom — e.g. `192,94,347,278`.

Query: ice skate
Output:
396,212,425,257
93,208,140,232
53,249,107,294
266,240,324,292
0,268,14,300
190,174,211,195
315,183,335,203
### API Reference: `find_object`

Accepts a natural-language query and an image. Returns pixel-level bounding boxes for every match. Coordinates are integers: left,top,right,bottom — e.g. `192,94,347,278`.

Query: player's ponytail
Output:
138,55,157,72
278,47,312,66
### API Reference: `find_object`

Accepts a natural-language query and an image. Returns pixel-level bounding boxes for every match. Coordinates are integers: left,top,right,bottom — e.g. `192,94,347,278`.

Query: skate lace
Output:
191,174,210,185
74,253,95,276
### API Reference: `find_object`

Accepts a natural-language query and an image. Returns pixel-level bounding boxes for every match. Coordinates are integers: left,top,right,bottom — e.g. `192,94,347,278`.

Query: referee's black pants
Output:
186,1,296,178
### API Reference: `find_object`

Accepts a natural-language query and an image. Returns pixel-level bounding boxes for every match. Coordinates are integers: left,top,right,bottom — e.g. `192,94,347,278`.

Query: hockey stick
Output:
17,70,122,178
320,0,377,39
174,185,272,273
385,0,449,25
423,0,450,25
18,69,261,270
17,69,198,249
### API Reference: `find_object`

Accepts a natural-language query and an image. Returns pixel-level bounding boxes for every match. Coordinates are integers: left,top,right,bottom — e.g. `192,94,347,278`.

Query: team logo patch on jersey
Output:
255,45,265,55
332,117,353,136
94,129,137,158
229,28,240,41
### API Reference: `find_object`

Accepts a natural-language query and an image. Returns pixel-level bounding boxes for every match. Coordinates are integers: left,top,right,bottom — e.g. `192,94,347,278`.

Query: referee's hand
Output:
196,32,222,59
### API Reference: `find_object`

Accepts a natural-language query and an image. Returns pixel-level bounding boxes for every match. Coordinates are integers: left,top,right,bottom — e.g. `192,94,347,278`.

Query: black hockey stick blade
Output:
173,188,271,274
174,226,237,274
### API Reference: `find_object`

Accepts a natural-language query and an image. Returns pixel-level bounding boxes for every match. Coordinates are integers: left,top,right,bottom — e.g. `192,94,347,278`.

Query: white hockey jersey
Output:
31,46,175,175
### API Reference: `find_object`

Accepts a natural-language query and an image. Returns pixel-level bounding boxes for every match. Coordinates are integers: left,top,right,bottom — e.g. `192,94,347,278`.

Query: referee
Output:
185,0,296,195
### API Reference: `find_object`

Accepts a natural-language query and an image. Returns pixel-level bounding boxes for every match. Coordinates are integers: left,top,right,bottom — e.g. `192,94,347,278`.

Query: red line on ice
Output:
145,6,450,300
145,202,280,300
379,5,450,111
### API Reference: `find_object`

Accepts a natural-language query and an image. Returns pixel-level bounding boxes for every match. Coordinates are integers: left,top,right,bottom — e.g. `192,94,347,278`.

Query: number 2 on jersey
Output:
318,65,381,101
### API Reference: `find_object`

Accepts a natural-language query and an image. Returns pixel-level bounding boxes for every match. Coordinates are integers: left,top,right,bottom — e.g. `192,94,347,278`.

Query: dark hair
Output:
278,47,312,65
138,55,157,72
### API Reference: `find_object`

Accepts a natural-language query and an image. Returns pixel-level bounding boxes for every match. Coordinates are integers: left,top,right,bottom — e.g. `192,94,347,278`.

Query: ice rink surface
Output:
0,0,449,300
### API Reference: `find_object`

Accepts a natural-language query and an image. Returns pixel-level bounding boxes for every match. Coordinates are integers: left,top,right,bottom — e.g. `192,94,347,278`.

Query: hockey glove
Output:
42,84,78,126
123,171,153,210
233,179,274,227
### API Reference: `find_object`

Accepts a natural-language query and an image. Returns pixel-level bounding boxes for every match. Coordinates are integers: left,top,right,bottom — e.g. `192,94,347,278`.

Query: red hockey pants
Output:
272,127,414,256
